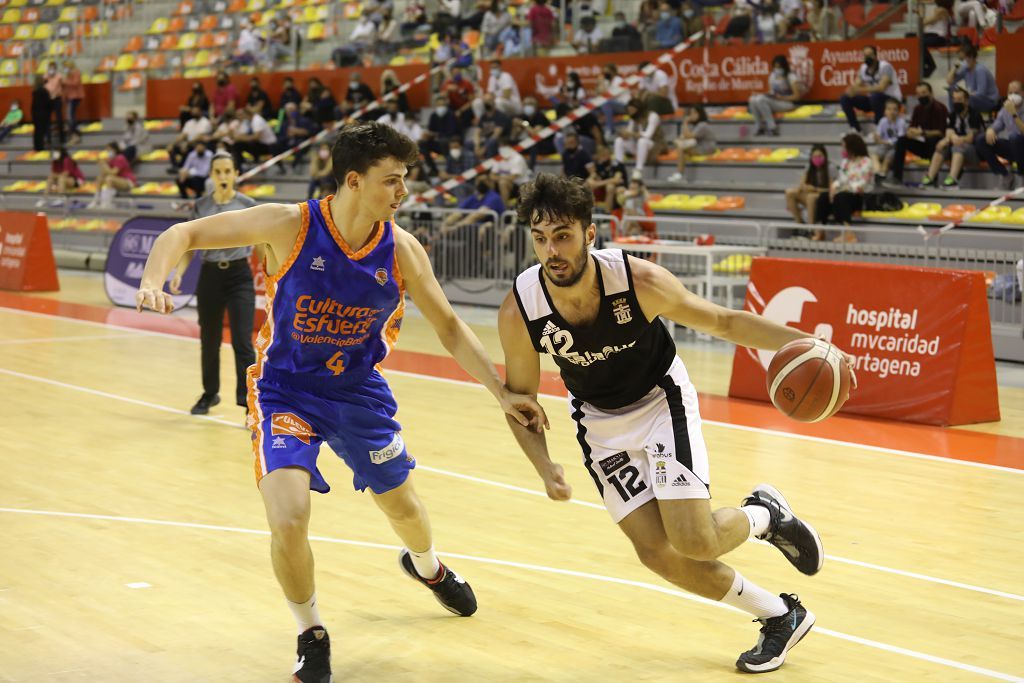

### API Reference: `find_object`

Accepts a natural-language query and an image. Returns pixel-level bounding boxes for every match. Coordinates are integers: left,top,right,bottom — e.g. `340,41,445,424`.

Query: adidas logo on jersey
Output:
542,320,560,336
671,473,690,486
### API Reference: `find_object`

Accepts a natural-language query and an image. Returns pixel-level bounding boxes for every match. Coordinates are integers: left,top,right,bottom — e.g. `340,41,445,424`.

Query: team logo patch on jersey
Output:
598,451,629,476
375,267,388,286
651,442,672,459
612,297,632,325
272,436,287,449
654,461,668,487
370,433,405,464
270,413,315,445
310,256,326,271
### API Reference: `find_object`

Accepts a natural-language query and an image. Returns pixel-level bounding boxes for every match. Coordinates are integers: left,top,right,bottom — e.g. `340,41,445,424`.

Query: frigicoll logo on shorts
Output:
270,413,315,445
370,433,405,464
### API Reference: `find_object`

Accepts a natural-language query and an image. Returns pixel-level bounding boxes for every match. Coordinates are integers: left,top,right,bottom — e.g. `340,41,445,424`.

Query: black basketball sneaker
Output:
742,483,823,576
398,548,478,616
735,594,815,674
292,626,331,683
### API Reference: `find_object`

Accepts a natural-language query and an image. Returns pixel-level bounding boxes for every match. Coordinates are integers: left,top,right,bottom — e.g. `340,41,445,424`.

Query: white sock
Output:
408,546,441,580
719,571,788,618
287,591,323,634
740,505,772,539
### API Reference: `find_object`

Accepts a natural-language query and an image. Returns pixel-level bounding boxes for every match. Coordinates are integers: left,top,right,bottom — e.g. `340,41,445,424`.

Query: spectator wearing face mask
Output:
166,106,212,172
177,141,213,198
341,73,374,120
654,3,683,48
441,65,477,129
43,61,65,146
748,55,804,136
609,11,643,51
308,143,334,199
439,138,478,199
920,87,982,189
118,110,150,164
180,82,210,128
0,100,24,143
63,60,84,143
573,15,603,54
974,82,1024,190
888,82,949,187
473,60,522,118
946,43,999,115
212,72,239,121
421,95,462,176
92,142,137,208
515,96,556,169
614,98,664,177
46,147,85,195
276,102,319,172
840,45,903,133
526,0,556,52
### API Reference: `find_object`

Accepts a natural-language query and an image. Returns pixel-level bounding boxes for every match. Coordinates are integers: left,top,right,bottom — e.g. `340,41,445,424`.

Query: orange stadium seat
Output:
199,15,217,31
173,0,193,15
21,6,38,21
167,16,185,32
124,34,142,51
212,31,229,46
81,5,98,21
228,0,245,12
148,52,167,69
197,31,216,47
118,72,144,91
159,34,179,49
0,26,13,40
95,54,116,72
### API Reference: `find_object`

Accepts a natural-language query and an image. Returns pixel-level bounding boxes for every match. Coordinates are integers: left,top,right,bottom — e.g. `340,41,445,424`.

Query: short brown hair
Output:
331,122,419,187
516,173,593,229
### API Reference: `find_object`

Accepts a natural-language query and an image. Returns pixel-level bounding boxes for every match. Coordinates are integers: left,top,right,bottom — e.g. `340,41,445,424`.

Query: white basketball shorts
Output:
567,356,711,524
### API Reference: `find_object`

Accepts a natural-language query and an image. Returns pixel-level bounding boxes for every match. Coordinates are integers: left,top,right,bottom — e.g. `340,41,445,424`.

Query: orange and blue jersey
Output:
247,198,414,495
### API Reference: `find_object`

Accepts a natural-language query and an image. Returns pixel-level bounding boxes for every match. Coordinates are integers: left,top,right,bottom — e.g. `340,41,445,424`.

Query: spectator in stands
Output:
573,14,603,53
777,0,805,36
481,0,513,55
231,18,262,67
946,43,999,115
167,106,212,172
723,0,754,41
377,100,423,142
840,45,903,133
637,0,661,34
600,64,630,141
472,95,512,158
264,18,293,67
492,142,531,204
31,76,51,152
554,83,605,151
814,133,872,242
177,141,213,199
118,110,149,164
475,60,522,118
561,131,593,180
651,3,684,48
212,72,239,122
638,61,677,116
870,98,907,185
351,14,379,55
440,175,505,237
246,77,274,120
44,61,65,147
421,94,462,176
47,147,84,195
753,1,781,42
0,100,24,143
434,0,461,38
610,11,643,52
748,55,805,136
806,0,839,40
93,142,137,208
916,0,953,79
233,108,278,168
307,142,334,199
614,98,663,178
365,0,395,24
889,82,949,186
340,73,372,120
400,0,430,38
615,176,657,238
434,28,474,67
585,144,627,212
527,0,556,53
514,96,557,169
954,0,992,29
380,70,409,113
442,65,477,129
377,9,400,57
180,82,210,129
277,102,319,171
667,104,715,182
974,82,1024,190
920,86,982,189
278,77,303,111
439,138,478,198
784,143,830,228
63,60,83,144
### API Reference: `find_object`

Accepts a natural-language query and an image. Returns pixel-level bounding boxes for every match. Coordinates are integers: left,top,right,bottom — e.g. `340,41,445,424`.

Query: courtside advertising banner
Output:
105,216,199,308
0,211,59,292
728,258,999,426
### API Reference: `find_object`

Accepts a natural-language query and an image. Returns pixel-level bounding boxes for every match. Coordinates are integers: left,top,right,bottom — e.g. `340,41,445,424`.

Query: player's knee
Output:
377,493,423,525
633,543,672,575
666,529,719,562
268,513,309,547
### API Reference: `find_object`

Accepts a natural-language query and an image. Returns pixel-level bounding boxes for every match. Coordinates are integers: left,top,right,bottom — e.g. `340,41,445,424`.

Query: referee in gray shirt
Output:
170,152,259,415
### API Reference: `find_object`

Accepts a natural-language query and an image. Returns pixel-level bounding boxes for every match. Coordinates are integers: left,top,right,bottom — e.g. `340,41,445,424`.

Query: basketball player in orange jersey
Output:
500,174,856,674
136,123,549,683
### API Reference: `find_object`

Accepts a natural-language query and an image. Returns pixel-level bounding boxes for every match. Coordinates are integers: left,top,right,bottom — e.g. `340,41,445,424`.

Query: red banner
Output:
497,37,919,106
0,211,59,292
728,258,999,426
995,30,1024,98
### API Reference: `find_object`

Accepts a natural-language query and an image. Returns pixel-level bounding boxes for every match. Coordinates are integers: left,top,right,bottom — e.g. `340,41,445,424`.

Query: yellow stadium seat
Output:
47,40,67,56
178,32,197,49
9,0,26,6
58,6,77,21
967,206,1012,223
307,21,324,40
192,49,210,66
0,59,16,76
113,54,136,71
1,9,21,23
80,121,103,132
14,24,32,40
33,24,53,40
147,17,169,34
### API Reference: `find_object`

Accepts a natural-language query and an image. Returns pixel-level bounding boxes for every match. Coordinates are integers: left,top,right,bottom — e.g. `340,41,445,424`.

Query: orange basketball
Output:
766,338,852,422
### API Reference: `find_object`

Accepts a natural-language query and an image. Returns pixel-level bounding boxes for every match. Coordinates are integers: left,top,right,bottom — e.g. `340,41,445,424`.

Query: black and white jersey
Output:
512,249,676,410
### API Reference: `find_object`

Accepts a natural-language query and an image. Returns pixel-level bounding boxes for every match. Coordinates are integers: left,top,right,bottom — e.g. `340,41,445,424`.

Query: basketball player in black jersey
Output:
499,173,856,674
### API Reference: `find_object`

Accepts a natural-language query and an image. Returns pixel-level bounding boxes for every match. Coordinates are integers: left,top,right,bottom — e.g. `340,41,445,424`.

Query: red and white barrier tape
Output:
408,29,709,205
237,56,459,183
916,183,1024,239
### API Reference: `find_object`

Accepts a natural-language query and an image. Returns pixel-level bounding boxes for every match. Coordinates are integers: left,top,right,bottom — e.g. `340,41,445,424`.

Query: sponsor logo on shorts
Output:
672,473,690,487
651,442,672,459
612,297,632,325
654,461,667,487
375,267,388,286
270,413,315,445
272,436,287,449
598,451,629,476
370,433,405,464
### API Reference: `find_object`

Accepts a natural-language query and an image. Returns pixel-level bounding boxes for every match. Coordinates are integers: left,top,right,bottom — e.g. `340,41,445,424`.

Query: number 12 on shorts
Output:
609,464,647,502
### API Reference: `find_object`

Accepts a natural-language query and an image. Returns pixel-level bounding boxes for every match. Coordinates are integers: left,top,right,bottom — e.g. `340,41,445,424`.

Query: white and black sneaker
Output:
292,626,331,683
398,548,477,616
742,484,823,576
736,593,815,674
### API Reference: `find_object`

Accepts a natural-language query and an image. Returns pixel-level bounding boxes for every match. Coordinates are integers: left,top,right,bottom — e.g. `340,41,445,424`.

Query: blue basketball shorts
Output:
247,370,415,495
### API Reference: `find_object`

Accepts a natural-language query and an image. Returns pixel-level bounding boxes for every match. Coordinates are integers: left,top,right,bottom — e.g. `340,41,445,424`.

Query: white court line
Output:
0,333,141,345
4,305,1022,475
0,364,1022,606
0,506,1020,683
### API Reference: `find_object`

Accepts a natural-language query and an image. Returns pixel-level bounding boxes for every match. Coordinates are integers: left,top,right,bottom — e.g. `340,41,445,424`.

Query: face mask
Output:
616,20,626,28
840,149,849,159
454,74,463,82
484,103,495,112
523,105,536,116
218,79,227,86
864,56,876,67
1009,93,1023,107
319,149,329,159
918,95,931,107
953,102,965,113
491,67,501,75
683,8,694,17
435,106,448,116
660,11,670,19
773,68,785,77
476,181,489,194
450,148,462,159
811,156,825,167
10,104,18,111
349,81,359,89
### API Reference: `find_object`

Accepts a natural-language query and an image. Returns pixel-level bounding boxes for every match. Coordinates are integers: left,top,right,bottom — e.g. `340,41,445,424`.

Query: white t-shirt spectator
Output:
493,146,531,183
183,116,212,142
642,68,678,110
251,114,277,145
573,25,604,53
351,17,377,42
237,27,261,55
487,70,522,110
858,60,903,101
377,112,423,141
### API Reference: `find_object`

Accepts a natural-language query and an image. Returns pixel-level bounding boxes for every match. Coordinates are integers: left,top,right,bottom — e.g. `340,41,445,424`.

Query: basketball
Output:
767,338,852,422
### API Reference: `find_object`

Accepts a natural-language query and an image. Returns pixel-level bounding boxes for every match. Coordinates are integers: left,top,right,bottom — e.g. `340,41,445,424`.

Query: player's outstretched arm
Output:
394,230,549,432
136,203,299,314
498,291,571,502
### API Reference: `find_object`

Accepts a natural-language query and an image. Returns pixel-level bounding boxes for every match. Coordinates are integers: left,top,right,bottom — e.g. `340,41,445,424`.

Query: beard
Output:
544,245,590,288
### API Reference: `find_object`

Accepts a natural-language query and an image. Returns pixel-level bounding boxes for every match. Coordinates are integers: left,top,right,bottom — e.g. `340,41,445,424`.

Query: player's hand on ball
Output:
838,348,858,390
543,463,572,501
499,388,550,432
136,287,175,314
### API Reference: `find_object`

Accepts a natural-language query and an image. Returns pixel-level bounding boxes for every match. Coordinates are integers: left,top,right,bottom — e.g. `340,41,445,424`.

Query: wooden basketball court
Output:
1,273,1022,682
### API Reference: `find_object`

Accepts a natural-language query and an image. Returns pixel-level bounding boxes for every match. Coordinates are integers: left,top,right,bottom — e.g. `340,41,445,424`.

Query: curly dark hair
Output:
331,121,419,187
516,173,593,229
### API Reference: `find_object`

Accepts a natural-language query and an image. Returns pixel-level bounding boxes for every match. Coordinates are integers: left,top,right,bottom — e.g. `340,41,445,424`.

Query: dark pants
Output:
67,97,81,135
50,96,65,145
32,108,50,151
840,92,889,131
974,133,1024,176
0,124,14,143
196,259,255,406
177,175,207,198
919,32,947,77
814,191,864,224
892,136,938,181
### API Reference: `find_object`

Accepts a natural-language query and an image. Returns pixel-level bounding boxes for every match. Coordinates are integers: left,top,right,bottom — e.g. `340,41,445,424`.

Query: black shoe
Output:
398,548,477,616
189,394,220,415
292,626,331,683
742,484,823,576
735,594,815,674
